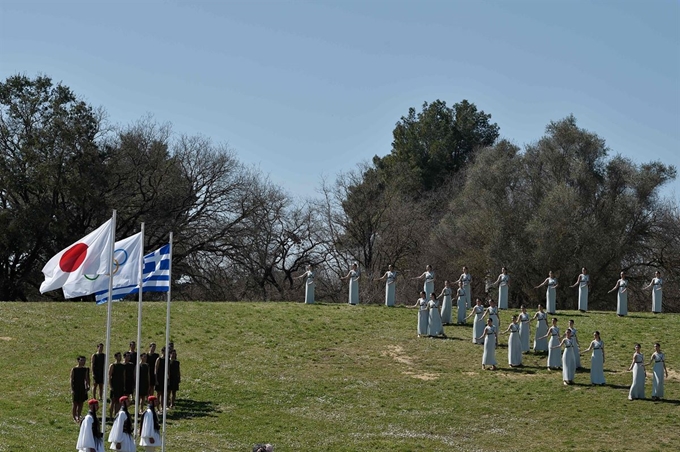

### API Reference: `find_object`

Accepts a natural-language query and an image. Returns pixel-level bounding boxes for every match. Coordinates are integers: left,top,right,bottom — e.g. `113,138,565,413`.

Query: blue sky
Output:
1,0,678,201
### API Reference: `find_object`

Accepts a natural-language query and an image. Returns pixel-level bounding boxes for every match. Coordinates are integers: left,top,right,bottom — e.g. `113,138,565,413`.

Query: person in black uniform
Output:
70,355,90,423
146,343,159,398
154,347,166,410
127,341,137,366
168,349,181,409
123,352,135,399
108,352,125,418
137,352,150,412
90,343,106,401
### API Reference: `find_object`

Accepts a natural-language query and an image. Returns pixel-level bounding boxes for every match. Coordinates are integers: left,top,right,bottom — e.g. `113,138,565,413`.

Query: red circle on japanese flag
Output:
59,243,88,272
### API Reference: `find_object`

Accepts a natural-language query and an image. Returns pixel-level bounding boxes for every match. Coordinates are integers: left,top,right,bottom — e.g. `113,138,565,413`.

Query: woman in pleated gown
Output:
532,305,549,352
538,317,561,369
648,343,668,400
412,291,429,337
535,271,558,314
457,266,472,308
608,271,628,316
296,265,316,304
376,264,397,307
437,280,453,325
477,318,497,370
456,281,467,324
341,263,360,305
493,267,510,310
414,265,435,299
552,329,576,385
570,267,590,312
518,306,531,353
427,292,445,337
567,320,581,368
581,331,606,385
501,315,522,367
643,271,663,313
627,344,646,400
466,298,486,344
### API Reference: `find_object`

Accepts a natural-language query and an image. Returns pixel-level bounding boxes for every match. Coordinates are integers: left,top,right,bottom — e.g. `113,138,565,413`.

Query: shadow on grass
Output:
162,399,219,421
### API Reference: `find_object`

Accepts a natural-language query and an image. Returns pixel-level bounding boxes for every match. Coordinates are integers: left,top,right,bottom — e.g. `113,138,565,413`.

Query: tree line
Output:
1,74,677,311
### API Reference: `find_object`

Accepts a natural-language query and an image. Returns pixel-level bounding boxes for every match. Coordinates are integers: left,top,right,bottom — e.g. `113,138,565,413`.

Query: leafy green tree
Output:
0,75,108,300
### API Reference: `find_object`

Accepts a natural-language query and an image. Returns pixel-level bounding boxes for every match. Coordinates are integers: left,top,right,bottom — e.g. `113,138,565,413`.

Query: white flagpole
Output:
133,223,145,438
101,209,117,440
161,232,173,452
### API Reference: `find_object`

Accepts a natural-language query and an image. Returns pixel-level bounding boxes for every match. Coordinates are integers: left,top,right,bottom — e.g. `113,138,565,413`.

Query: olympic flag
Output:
40,218,114,293
62,232,143,299
94,244,171,304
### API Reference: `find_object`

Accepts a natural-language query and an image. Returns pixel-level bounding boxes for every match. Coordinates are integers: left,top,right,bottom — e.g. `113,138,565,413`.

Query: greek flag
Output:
95,244,170,304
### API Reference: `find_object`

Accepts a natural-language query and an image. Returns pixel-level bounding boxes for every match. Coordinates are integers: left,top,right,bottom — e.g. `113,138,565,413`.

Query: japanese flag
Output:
40,218,114,294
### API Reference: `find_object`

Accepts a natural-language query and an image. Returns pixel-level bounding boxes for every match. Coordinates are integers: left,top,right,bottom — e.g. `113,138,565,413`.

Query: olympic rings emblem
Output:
82,248,130,280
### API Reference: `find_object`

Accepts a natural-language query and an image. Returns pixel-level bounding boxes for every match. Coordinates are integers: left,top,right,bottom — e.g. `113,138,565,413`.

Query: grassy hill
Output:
0,301,678,451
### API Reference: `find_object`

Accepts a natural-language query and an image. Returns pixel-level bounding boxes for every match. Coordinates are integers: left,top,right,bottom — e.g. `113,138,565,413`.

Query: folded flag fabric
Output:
95,244,170,304
40,218,114,294
62,232,143,299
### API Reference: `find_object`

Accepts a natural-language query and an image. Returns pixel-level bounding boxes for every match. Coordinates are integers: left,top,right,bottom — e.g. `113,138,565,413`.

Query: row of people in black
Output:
70,341,181,424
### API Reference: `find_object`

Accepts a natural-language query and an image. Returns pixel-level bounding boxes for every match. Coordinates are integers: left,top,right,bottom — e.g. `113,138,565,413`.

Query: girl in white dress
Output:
643,271,663,313
412,291,429,337
552,328,576,385
437,280,453,325
414,265,435,298
532,305,549,352
456,281,467,324
493,267,510,310
484,300,500,346
376,264,397,307
296,265,316,304
570,267,590,312
628,344,646,400
341,263,360,305
535,271,558,314
538,318,561,369
648,343,668,400
519,306,531,353
501,315,522,367
465,298,486,344
566,320,581,369
457,266,472,308
427,292,445,337
608,271,628,316
581,331,606,385
476,318,497,370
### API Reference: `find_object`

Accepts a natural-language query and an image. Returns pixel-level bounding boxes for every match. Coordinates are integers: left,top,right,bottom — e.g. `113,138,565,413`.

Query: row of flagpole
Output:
39,210,172,451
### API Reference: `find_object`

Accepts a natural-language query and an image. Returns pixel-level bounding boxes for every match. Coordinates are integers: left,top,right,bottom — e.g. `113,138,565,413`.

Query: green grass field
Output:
0,301,678,451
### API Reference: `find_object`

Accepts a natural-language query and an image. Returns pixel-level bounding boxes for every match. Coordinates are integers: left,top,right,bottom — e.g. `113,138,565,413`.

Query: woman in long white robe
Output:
414,265,435,298
484,300,500,345
376,264,397,307
648,343,668,400
552,329,576,385
465,298,486,344
458,266,472,308
581,331,606,385
296,265,315,304
456,282,467,324
477,318,497,370
427,293,445,337
501,315,522,367
535,271,558,314
437,280,453,324
493,267,510,310
570,267,590,312
532,305,549,352
627,344,646,400
413,291,429,337
643,271,663,313
341,263,360,305
608,271,628,316
538,318,561,369
567,320,581,369
518,306,531,353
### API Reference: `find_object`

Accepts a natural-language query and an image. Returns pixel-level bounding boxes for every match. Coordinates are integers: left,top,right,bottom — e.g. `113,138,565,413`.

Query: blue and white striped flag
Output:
95,244,170,304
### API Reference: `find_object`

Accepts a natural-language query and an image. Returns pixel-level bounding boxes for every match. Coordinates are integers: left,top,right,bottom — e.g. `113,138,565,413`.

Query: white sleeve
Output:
140,411,154,439
108,411,125,442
